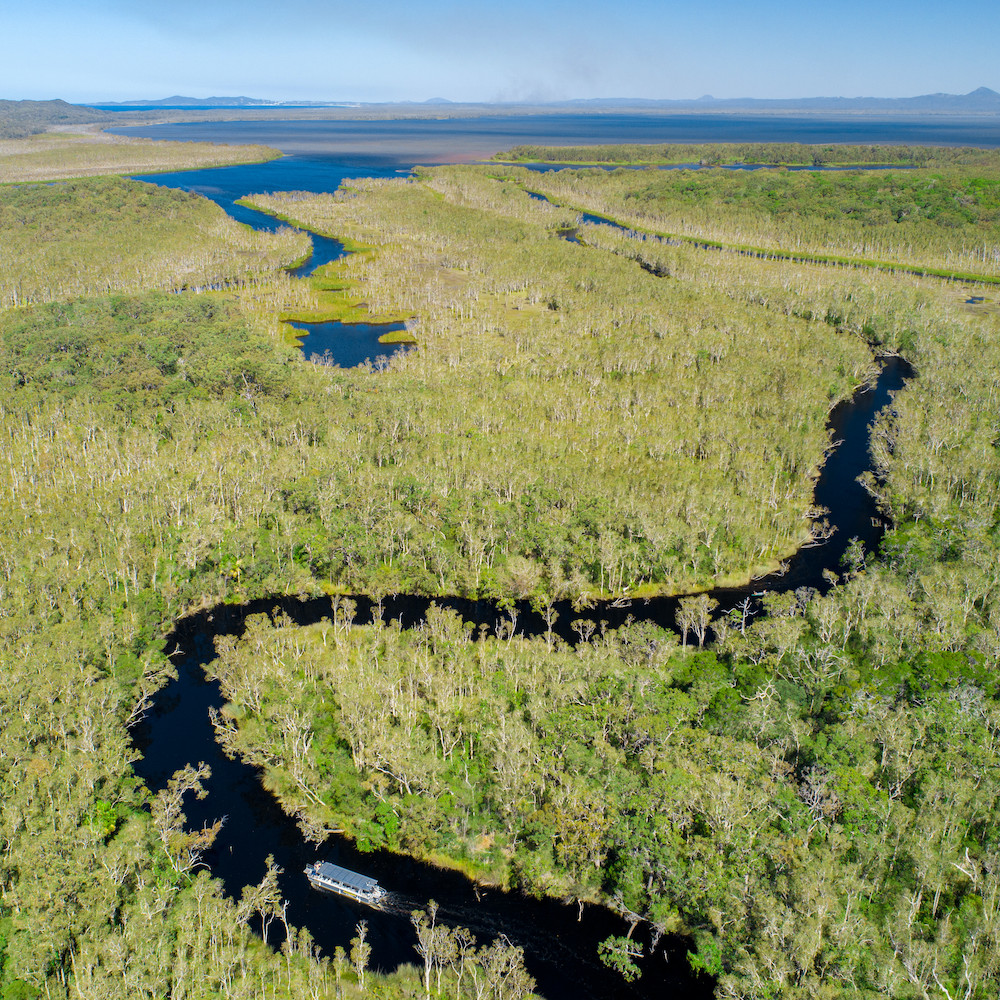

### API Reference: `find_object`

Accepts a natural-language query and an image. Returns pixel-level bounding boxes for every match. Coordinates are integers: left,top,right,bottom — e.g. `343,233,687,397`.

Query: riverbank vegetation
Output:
486,149,1000,280
209,592,1000,997
1,143,1000,998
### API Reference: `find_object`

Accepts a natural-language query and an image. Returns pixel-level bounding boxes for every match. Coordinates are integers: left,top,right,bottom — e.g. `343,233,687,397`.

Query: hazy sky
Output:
2,0,997,103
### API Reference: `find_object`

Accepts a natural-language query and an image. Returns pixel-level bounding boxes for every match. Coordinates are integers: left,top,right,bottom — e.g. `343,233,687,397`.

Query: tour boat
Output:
303,860,388,905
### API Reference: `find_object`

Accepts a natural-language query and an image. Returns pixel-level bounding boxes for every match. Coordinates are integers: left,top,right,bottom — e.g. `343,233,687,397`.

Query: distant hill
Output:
98,95,277,107
0,99,105,138
5,88,994,133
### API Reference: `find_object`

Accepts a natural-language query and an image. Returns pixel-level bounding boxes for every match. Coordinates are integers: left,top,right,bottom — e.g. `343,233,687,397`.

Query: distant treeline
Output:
0,99,106,139
497,142,1000,168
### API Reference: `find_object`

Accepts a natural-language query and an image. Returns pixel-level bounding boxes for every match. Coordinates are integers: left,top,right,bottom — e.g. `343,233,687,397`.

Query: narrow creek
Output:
524,183,1000,285
135,158,913,998
136,161,414,368
136,604,712,1000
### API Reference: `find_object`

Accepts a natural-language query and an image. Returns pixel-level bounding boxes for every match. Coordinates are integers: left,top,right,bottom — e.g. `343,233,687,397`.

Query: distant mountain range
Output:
92,95,346,108
93,95,457,108
87,88,1000,114
562,87,1000,113
1,88,997,140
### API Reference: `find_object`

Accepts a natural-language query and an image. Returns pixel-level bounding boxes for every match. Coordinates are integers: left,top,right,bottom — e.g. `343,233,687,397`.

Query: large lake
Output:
111,112,1000,169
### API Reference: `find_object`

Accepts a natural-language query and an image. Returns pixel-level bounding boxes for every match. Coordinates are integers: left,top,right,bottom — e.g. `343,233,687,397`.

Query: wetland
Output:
1,125,1000,999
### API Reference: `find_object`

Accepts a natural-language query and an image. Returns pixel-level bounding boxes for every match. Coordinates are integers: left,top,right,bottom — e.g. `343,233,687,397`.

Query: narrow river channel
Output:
134,358,910,999
133,154,912,998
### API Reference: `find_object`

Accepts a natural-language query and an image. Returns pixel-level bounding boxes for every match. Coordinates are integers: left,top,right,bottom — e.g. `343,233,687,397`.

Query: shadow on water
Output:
134,357,911,999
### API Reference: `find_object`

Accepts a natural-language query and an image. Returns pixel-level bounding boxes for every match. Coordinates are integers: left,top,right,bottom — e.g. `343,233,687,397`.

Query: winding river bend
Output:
133,153,913,998
135,358,910,1000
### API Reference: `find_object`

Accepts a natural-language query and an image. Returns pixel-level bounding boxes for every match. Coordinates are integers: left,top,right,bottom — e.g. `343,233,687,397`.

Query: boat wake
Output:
376,893,424,915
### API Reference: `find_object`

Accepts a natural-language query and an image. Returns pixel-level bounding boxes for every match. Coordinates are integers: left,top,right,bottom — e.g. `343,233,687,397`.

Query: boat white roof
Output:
313,861,381,893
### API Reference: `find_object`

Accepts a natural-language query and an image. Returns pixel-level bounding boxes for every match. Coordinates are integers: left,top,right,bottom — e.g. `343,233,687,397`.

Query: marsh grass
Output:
0,130,280,184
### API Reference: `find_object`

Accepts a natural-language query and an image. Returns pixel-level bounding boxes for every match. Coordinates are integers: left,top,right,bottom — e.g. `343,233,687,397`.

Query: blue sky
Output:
2,0,997,103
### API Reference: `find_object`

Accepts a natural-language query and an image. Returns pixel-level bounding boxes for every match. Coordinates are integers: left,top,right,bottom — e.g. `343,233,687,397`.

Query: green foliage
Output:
498,142,1000,169
87,800,120,841
377,328,418,344
1,982,40,1000
494,159,1000,280
356,801,401,852
687,931,724,979
1,293,298,409
0,175,307,307
598,935,643,981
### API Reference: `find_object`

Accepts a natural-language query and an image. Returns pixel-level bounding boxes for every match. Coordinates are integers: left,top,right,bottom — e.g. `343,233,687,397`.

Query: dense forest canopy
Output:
210,606,1000,996
0,136,998,998
497,143,1000,168
245,171,879,598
